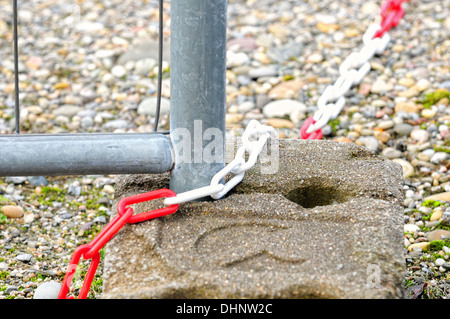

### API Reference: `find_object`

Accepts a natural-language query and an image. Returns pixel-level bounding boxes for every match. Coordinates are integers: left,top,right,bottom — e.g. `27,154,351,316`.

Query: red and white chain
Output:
53,119,275,299
300,0,410,139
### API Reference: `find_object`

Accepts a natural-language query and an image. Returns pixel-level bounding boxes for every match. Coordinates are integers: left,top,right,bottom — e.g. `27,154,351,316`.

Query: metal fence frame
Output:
0,0,227,194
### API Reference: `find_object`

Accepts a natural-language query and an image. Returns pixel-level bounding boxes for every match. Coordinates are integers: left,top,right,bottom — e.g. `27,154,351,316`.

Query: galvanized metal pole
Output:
0,133,173,176
169,0,227,194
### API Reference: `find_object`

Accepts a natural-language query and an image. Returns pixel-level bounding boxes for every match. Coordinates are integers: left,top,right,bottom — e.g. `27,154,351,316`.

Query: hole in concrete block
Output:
285,182,348,209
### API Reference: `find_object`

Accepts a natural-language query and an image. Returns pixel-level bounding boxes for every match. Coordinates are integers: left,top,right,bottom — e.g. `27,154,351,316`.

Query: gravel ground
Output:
0,0,449,299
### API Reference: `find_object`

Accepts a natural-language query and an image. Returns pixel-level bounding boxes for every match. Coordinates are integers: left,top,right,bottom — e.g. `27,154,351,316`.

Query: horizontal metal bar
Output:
0,133,173,176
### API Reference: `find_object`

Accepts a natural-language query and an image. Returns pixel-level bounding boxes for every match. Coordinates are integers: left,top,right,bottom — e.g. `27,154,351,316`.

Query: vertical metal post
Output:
170,0,227,194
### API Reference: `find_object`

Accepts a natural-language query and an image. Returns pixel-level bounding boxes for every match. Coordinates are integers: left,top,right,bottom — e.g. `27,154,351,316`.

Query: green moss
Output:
420,90,449,108
328,118,340,134
421,200,443,208
427,240,450,251
0,271,9,280
0,212,7,224
434,146,450,154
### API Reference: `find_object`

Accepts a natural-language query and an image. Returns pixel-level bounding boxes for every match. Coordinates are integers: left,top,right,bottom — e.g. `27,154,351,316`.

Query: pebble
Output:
424,192,450,202
421,108,437,119
248,66,279,79
16,254,33,263
410,129,430,144
429,209,443,222
137,97,171,117
111,65,127,78
382,147,402,159
33,281,61,299
407,242,430,252
356,136,378,151
427,229,450,241
377,120,395,130
430,152,449,164
23,212,35,224
266,118,295,129
392,159,415,179
395,101,419,114
394,123,413,136
53,105,83,118
370,80,393,94
262,99,306,118
1,205,24,219
404,224,421,233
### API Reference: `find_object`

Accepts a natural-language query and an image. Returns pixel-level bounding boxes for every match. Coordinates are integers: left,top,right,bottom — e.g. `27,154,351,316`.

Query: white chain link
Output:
164,120,277,205
307,23,391,134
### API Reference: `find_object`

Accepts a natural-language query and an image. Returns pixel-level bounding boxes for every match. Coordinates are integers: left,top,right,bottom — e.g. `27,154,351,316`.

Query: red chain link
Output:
373,0,409,38
58,189,179,299
300,117,324,140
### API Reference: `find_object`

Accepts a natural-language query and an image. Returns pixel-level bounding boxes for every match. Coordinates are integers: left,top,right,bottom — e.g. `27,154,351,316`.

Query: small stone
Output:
33,281,61,299
404,224,421,233
27,176,49,186
316,22,339,33
93,216,107,224
427,229,450,241
266,118,295,129
430,152,449,164
398,88,419,98
416,79,431,92
392,159,415,179
1,205,24,219
382,147,402,159
135,58,157,75
410,129,430,144
407,242,430,252
23,211,35,224
53,82,70,90
137,97,170,116
262,99,307,118
5,286,19,295
404,237,411,248
16,254,33,263
356,136,379,151
238,102,255,113
227,51,250,67
398,78,416,88
102,185,115,194
430,209,443,222
374,131,391,144
226,113,244,125
421,108,437,119
333,137,353,143
308,53,323,63
111,65,127,78
53,105,83,118
394,123,413,136
5,177,27,184
248,66,279,79
377,120,395,130
424,192,450,202
436,258,446,266
371,80,393,94
395,101,419,114
267,79,304,99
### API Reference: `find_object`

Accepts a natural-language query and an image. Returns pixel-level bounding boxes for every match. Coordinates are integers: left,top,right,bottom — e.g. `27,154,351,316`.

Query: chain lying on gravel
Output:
300,0,410,139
